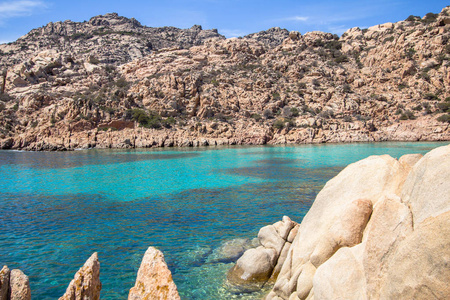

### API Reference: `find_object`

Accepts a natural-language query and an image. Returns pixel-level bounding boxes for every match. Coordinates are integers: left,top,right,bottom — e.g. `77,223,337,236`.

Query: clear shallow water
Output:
0,142,447,299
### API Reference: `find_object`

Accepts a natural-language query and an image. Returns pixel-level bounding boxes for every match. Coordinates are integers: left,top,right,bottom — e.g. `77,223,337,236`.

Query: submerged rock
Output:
128,247,180,300
59,252,101,300
227,216,297,292
207,238,259,263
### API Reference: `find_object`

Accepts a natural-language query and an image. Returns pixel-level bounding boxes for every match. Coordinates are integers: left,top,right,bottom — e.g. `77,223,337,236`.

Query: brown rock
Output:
9,269,31,300
0,266,10,300
128,247,180,300
59,252,101,300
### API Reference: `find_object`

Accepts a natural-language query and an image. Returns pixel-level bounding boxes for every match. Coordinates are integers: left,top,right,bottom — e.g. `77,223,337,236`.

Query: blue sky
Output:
0,0,448,44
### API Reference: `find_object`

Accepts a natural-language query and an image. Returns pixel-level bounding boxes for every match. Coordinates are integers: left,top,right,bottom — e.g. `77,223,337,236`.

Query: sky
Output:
0,0,448,44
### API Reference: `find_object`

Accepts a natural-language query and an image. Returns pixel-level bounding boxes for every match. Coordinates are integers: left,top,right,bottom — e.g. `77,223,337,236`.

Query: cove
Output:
0,142,447,299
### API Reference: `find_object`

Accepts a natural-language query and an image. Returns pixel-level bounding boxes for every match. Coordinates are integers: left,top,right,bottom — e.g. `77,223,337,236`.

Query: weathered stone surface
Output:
313,245,367,300
59,252,101,300
259,225,286,254
0,266,10,300
227,247,277,291
9,269,31,300
270,154,406,299
362,195,413,298
129,247,180,300
401,144,450,227
271,242,292,280
379,211,450,299
273,216,296,240
398,153,423,170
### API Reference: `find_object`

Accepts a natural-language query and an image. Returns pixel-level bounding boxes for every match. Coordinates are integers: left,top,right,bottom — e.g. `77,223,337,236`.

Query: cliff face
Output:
1,8,450,150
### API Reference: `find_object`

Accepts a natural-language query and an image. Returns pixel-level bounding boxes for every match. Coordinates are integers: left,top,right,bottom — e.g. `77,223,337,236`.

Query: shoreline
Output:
1,127,449,151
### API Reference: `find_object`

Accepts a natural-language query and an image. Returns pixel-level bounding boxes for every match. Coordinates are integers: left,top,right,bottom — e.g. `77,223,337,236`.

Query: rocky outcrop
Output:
59,253,101,300
0,266,10,300
1,8,449,150
0,267,32,300
265,144,450,299
0,13,223,68
227,216,298,292
7,269,31,300
128,247,180,300
244,27,290,48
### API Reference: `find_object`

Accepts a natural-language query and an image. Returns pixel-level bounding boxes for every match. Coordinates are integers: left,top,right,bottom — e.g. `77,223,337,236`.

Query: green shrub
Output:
437,101,450,112
127,109,161,129
399,110,416,120
251,113,262,121
412,105,422,111
273,119,285,129
162,116,176,128
405,15,419,22
424,93,439,100
211,79,219,87
263,109,273,119
290,107,299,117
334,54,349,63
398,83,408,90
437,114,450,123
343,115,353,122
115,77,129,88
423,13,438,23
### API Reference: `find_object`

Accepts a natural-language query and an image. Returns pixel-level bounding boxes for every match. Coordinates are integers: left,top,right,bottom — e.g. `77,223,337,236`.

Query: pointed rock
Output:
0,266,10,300
129,247,180,300
59,253,101,300
9,269,31,300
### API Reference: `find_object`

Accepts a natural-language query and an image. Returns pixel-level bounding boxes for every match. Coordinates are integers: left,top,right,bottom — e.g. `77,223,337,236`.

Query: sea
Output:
0,141,447,299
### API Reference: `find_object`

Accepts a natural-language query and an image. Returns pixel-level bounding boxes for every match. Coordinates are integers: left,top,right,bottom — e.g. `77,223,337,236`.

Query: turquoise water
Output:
0,142,447,299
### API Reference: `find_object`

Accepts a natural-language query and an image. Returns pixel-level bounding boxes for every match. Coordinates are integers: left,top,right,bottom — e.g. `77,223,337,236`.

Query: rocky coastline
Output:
2,144,448,299
1,8,450,151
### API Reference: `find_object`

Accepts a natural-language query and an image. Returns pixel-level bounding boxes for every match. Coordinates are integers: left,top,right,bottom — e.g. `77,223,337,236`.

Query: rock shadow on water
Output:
0,149,200,169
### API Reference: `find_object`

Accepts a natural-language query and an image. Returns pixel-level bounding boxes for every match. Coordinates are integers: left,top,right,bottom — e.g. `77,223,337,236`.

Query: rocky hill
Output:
0,8,450,150
0,13,224,67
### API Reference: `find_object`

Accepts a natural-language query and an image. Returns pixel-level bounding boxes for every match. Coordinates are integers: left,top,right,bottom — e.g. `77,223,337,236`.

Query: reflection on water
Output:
0,142,447,299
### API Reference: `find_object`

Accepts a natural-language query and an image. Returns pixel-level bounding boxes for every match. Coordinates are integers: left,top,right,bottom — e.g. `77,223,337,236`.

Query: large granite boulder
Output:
128,247,180,300
267,145,450,299
401,145,450,227
379,211,450,299
59,252,101,300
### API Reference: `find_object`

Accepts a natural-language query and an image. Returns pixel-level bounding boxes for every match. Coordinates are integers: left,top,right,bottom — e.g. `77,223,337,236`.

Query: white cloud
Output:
0,0,46,19
219,29,248,38
283,16,309,22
